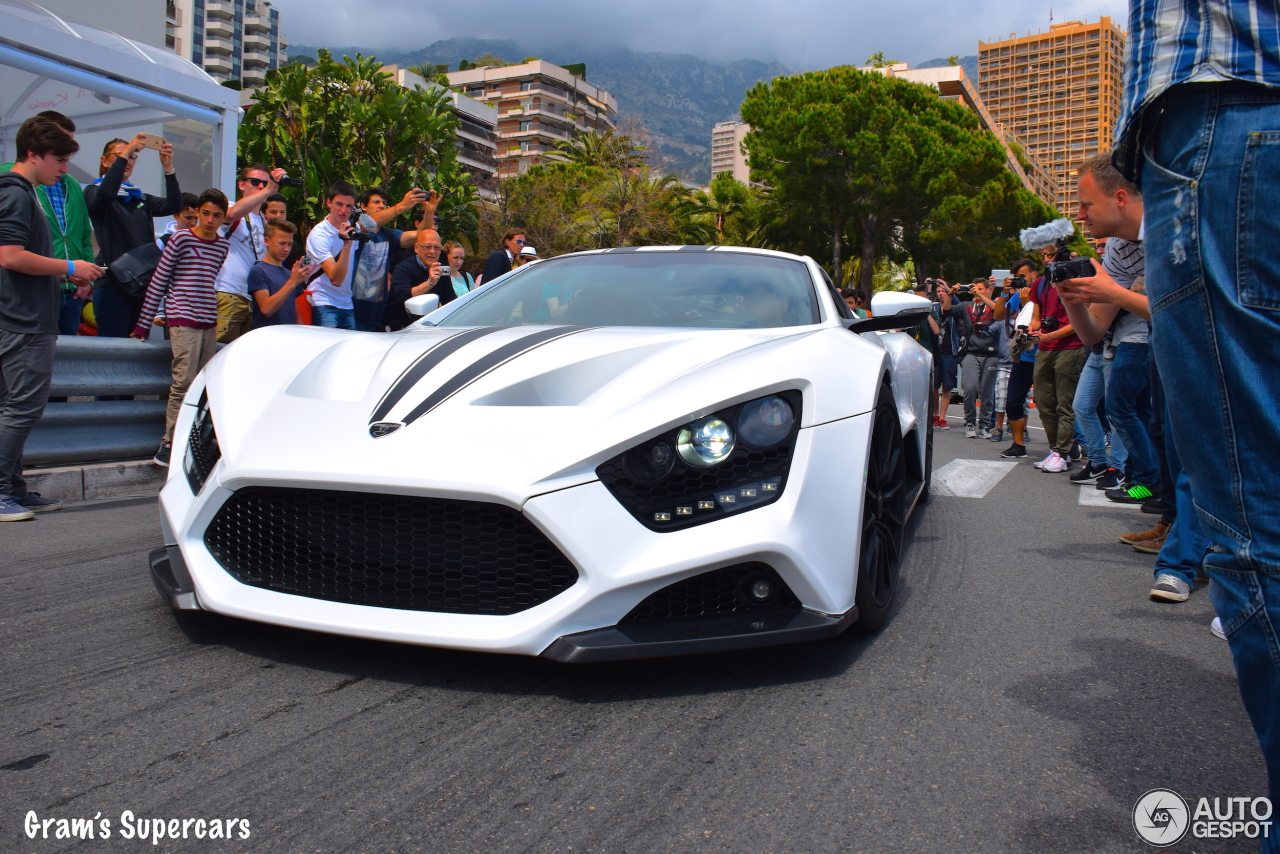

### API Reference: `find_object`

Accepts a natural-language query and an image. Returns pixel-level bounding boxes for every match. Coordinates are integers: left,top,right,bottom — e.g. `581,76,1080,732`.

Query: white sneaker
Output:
977,427,992,439
1033,452,1056,470
964,424,976,438
1041,452,1069,473
1210,617,1226,640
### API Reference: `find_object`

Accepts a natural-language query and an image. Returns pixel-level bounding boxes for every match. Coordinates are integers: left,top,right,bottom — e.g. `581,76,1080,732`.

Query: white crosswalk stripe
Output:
1077,485,1146,510
932,459,1018,498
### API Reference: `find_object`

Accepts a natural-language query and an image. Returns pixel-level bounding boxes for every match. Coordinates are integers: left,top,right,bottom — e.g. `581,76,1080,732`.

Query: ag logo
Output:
369,421,403,438
1134,789,1189,846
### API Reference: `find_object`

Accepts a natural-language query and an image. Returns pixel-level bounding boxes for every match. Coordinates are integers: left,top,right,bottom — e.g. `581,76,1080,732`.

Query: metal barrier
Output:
23,336,176,467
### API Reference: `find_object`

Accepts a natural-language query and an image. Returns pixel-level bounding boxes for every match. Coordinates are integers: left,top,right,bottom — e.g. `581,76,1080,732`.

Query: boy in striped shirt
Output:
130,189,230,467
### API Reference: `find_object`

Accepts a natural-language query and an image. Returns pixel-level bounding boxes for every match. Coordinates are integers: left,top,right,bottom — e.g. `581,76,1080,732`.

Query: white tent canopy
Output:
0,0,240,196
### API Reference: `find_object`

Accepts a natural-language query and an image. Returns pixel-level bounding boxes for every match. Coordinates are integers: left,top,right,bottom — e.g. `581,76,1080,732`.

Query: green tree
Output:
239,50,478,246
741,66,1044,290
864,52,899,67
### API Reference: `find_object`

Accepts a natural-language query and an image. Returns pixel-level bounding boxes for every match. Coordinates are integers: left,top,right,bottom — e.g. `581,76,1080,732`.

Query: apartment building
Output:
447,61,618,178
384,67,501,199
710,121,752,185
977,17,1127,216
864,63,1060,208
167,0,287,88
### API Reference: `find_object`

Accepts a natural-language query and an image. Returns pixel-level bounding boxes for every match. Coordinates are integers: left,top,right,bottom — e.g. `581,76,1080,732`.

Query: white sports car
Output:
149,246,935,661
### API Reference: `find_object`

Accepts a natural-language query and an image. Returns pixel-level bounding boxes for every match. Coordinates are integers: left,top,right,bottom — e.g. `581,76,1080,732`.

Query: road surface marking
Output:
932,459,1018,498
1077,485,1146,510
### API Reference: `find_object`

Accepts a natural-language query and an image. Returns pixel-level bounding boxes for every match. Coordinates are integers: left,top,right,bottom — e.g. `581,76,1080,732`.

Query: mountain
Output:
917,55,979,83
289,39,790,184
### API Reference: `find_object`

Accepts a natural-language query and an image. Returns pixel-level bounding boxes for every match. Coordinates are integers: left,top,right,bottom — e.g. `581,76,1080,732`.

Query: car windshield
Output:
436,252,820,329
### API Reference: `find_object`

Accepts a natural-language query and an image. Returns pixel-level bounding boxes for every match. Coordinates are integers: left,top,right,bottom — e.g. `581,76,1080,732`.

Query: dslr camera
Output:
1048,254,1094,284
340,206,375,243
1018,217,1093,284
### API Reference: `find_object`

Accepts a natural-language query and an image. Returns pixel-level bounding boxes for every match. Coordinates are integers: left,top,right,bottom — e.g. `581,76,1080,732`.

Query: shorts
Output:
938,353,959,391
994,366,1011,414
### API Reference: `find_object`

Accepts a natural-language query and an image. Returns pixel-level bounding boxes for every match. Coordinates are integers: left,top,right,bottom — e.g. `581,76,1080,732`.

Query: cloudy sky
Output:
271,0,1129,69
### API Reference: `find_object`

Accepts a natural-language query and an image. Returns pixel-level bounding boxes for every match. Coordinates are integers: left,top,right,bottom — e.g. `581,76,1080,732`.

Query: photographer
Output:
993,260,1041,458
927,279,969,430
83,134,182,338
303,182,362,329
387,229,453,331
213,163,289,343
1028,245,1086,473
350,187,437,331
960,277,1000,439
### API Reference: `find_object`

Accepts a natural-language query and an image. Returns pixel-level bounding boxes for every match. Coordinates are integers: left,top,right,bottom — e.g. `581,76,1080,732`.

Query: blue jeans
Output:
58,292,83,336
1104,342,1157,486
1140,81,1280,802
1073,351,1127,469
1154,399,1207,588
311,305,355,330
352,298,387,332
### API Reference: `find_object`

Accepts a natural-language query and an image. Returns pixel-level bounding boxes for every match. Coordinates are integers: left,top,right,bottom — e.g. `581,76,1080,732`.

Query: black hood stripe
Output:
370,327,501,424
400,326,595,427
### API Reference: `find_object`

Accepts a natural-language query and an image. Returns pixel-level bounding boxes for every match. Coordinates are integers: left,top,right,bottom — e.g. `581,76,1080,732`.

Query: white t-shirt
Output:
215,211,266,298
1100,237,1149,345
305,218,354,309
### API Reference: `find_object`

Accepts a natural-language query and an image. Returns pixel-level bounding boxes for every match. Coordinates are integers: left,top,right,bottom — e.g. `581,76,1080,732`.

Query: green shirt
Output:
0,164,94,265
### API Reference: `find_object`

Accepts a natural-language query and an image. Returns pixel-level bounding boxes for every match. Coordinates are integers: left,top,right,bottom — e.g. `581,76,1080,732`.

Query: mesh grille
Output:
621,563,800,624
204,487,578,615
185,391,220,495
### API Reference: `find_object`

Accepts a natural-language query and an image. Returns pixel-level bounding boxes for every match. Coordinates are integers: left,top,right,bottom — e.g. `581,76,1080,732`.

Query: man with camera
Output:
1028,245,1087,474
920,279,969,430
387,228,455,331
349,186,438,332
304,182,363,329
213,163,291,343
958,277,1001,439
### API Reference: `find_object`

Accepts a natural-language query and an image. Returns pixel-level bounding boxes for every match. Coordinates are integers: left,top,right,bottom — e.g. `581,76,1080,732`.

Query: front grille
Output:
204,487,578,615
621,563,800,624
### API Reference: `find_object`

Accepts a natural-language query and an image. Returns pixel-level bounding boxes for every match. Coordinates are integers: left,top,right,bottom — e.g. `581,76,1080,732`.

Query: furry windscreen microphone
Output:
1019,218,1076,252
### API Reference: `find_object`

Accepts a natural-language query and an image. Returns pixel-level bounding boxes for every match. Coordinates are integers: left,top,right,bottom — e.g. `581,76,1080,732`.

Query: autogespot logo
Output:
1134,789,1189,847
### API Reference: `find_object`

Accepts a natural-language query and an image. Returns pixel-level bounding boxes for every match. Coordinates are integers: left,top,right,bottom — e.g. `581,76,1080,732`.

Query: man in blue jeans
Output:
1111,0,1280,818
304,182,360,330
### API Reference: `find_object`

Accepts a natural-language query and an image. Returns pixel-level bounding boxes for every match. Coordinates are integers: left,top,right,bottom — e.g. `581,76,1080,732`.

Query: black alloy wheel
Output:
854,384,908,633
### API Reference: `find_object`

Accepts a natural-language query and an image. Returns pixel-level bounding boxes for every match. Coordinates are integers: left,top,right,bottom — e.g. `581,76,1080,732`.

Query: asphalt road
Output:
1,422,1266,854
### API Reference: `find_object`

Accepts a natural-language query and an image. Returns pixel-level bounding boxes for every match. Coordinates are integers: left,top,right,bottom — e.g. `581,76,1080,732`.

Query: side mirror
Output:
404,294,440,317
848,292,934,333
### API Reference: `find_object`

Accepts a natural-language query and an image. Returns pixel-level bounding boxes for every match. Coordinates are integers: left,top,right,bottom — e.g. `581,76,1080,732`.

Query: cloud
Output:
271,0,1129,69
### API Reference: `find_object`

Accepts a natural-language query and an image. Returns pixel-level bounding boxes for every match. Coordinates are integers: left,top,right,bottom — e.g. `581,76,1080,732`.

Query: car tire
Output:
854,383,907,633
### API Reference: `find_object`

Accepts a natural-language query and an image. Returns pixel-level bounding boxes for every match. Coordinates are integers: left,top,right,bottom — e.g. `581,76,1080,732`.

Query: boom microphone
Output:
1019,218,1076,252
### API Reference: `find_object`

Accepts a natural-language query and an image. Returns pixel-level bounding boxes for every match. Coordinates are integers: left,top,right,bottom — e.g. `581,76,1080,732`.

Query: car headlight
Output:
737,395,794,447
676,416,735,467
184,390,221,495
596,390,802,532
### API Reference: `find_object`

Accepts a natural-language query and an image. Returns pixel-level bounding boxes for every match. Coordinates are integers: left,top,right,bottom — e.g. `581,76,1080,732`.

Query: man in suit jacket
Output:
479,228,525,284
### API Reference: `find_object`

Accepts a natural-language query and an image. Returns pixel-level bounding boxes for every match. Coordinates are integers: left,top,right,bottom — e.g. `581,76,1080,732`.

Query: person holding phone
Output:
349,187,438,331
83,133,182,339
249,219,313,329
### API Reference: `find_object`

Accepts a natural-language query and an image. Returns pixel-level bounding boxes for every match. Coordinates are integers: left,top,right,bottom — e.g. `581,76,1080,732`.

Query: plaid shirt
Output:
1113,0,1280,181
44,176,67,235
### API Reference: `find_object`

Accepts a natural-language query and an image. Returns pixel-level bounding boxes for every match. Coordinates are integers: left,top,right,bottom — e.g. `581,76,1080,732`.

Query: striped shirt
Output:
132,229,229,337
1114,0,1280,180
1101,237,1150,344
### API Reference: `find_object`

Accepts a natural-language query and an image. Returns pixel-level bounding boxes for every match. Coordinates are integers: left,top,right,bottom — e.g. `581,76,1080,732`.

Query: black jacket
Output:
480,248,512,284
83,156,181,269
0,172,58,333
387,256,456,330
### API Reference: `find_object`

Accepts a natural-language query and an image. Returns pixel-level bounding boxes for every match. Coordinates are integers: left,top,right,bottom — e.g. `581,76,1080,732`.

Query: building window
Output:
519,121,532,132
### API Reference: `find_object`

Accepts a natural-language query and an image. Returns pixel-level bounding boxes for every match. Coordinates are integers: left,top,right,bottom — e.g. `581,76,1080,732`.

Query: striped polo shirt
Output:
133,229,229,337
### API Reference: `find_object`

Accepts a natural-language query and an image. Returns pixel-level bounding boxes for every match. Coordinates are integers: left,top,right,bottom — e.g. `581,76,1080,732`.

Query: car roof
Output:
564,245,811,264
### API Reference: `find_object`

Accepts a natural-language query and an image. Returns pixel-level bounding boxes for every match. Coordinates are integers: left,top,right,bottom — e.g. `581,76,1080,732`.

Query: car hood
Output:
201,324,885,504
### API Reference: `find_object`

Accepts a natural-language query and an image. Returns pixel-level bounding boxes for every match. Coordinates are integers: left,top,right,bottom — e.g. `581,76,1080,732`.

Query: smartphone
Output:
138,133,165,151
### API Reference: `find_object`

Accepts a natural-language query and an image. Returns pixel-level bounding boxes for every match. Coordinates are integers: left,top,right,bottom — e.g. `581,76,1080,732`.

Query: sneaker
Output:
1070,462,1109,484
1094,468,1127,490
1041,452,1069,473
989,428,1003,442
1070,441,1084,462
1120,518,1170,546
936,418,950,431
1132,533,1168,554
1210,617,1226,640
1140,497,1169,515
931,416,943,429
14,492,62,512
1107,484,1156,504
0,496,35,522
964,424,976,438
153,442,172,468
1032,452,1055,469
999,443,1027,458
1149,573,1191,602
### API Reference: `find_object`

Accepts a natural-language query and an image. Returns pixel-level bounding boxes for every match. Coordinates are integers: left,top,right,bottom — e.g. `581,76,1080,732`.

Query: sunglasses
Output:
246,177,270,188
514,239,526,245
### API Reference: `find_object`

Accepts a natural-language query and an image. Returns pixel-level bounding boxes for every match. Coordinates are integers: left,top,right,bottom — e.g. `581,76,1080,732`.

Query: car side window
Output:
820,268,854,320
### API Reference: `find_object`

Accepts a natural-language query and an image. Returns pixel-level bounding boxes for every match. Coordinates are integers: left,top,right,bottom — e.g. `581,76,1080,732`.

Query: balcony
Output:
243,13,271,33
242,48,269,68
242,67,267,87
205,0,235,19
203,54,233,75
204,17,234,38
244,31,271,51
203,35,234,56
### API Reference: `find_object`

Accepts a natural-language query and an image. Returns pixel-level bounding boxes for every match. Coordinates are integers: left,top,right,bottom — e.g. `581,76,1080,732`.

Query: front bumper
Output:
155,412,872,659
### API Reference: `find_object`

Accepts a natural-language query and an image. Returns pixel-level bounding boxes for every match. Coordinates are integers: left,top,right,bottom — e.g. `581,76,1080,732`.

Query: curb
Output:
22,459,165,502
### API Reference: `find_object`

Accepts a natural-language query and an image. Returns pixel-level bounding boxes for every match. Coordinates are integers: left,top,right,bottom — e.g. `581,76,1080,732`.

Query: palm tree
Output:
555,130,646,170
